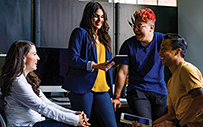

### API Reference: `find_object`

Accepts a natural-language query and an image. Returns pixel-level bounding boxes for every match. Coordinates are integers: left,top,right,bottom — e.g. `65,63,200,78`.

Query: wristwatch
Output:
113,95,120,100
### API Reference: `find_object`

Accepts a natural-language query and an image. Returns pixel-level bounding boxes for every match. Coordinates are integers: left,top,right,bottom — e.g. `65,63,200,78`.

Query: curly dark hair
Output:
0,40,41,102
80,2,111,52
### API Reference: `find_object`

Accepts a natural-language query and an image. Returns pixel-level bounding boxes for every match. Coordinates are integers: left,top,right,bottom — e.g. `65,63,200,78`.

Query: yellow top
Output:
167,61,203,127
91,43,110,92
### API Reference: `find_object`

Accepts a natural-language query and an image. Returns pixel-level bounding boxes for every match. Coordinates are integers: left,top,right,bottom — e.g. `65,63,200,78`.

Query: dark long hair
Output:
0,40,41,101
80,2,111,52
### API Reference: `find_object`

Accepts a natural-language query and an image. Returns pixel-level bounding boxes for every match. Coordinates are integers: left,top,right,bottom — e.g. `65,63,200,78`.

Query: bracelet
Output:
113,95,120,100
173,118,181,127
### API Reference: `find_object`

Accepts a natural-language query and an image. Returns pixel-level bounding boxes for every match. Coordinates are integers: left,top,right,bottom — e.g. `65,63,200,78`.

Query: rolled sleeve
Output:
87,61,95,72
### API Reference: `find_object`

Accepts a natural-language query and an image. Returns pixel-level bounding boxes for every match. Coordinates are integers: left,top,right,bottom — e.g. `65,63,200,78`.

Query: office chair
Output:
0,113,6,127
0,97,6,127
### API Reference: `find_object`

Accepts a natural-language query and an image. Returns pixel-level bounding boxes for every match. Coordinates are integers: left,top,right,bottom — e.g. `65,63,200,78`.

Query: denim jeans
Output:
69,91,117,127
33,119,74,127
127,89,167,121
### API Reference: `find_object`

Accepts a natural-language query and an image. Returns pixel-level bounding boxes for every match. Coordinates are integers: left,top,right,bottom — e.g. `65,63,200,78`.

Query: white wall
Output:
178,0,203,72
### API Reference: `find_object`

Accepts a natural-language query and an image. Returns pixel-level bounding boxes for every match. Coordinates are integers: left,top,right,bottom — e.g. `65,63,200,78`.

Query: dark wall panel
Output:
0,0,31,53
39,0,114,51
40,0,81,48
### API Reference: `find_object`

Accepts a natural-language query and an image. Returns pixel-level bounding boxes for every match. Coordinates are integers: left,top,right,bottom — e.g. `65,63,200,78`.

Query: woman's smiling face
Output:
24,45,40,73
93,8,104,30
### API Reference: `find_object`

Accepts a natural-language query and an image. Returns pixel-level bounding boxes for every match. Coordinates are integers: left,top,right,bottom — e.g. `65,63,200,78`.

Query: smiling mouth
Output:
160,57,165,61
135,32,142,37
96,23,102,26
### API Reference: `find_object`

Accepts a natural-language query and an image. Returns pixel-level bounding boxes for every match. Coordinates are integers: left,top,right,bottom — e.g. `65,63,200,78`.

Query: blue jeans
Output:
69,91,117,127
127,89,167,121
33,119,74,127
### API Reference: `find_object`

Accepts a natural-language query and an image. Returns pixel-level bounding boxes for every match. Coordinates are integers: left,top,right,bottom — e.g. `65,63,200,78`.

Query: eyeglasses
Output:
133,24,147,30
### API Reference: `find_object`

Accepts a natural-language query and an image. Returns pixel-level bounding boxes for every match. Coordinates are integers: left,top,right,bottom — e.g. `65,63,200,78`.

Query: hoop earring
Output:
23,59,27,70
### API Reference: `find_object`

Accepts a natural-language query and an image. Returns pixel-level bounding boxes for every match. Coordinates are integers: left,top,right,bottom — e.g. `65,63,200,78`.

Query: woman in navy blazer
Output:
62,2,117,127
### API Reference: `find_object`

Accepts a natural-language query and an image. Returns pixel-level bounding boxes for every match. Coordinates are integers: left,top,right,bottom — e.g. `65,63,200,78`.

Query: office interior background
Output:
0,0,202,126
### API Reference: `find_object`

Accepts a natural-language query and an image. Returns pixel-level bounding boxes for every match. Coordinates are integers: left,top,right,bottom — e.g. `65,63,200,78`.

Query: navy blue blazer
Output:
62,27,113,94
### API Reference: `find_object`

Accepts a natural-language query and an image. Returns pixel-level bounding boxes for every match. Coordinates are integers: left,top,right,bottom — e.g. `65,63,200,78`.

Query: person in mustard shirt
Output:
153,33,203,127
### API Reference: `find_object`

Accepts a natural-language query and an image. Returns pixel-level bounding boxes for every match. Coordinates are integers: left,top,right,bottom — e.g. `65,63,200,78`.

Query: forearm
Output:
114,72,127,96
153,113,176,125
39,90,76,113
153,106,176,125
179,96,203,126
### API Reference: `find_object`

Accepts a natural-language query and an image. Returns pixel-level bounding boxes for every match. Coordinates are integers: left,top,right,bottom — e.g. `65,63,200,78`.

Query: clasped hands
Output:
76,111,91,127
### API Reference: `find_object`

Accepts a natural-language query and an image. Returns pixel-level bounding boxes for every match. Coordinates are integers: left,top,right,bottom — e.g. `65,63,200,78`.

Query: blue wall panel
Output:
0,0,31,53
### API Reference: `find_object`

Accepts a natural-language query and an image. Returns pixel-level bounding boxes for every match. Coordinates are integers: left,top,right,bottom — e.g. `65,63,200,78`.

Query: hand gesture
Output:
76,111,91,127
92,61,115,72
132,121,142,127
112,99,122,112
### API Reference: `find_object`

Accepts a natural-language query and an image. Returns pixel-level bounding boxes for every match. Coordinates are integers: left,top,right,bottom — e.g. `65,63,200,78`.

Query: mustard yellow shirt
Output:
167,61,203,127
91,43,109,92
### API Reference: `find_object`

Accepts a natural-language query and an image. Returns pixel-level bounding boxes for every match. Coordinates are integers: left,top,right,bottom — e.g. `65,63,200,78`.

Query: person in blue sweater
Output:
112,8,167,121
62,2,117,127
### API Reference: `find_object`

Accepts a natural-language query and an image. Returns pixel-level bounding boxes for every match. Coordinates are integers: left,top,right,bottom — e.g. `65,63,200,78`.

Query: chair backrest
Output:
0,113,6,127
0,98,6,127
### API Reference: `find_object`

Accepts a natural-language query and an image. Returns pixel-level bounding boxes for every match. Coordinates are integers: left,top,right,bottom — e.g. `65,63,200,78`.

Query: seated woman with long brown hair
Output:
0,40,90,127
